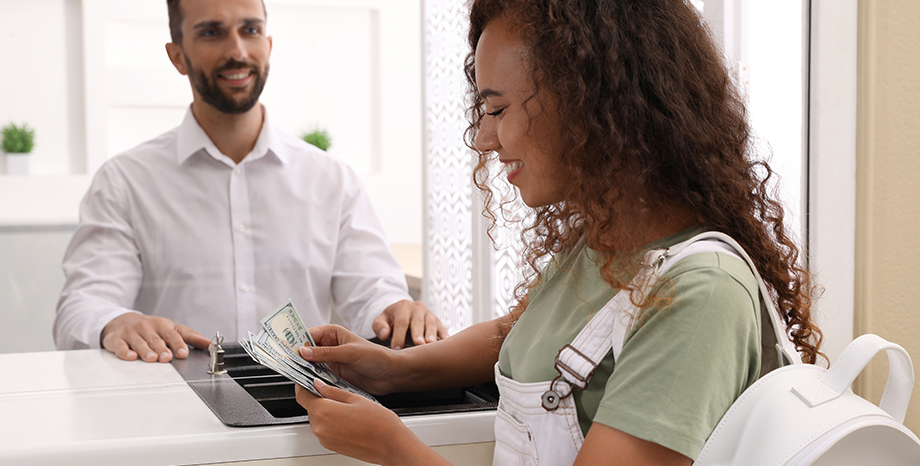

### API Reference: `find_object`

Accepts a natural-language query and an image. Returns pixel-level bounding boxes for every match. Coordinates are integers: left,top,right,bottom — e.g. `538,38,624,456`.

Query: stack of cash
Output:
239,300,376,402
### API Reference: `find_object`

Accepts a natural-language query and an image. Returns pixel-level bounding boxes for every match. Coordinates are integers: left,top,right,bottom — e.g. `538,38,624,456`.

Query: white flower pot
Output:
5,153,30,175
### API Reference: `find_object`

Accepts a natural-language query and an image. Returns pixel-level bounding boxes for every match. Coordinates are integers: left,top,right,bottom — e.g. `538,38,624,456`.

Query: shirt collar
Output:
176,105,291,166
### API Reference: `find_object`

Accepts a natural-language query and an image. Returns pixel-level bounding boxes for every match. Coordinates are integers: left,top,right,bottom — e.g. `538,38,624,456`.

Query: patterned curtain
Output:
423,0,474,333
422,0,524,332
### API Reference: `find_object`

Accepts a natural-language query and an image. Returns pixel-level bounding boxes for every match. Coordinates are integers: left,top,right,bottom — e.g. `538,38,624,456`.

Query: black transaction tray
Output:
172,342,498,427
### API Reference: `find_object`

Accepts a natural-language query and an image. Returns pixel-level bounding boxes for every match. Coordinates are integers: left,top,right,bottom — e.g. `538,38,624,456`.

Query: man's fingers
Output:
162,327,190,360
437,321,450,340
100,314,206,363
105,337,138,361
390,308,410,350
138,326,173,362
409,304,427,346
123,332,159,363
423,312,441,343
177,325,211,353
371,314,391,341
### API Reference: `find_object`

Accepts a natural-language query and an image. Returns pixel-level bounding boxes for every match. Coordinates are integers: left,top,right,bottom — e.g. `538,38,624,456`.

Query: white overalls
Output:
491,235,753,466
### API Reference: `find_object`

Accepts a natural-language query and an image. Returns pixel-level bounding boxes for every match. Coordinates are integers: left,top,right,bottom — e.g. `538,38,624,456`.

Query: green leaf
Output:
2,123,35,154
301,128,332,152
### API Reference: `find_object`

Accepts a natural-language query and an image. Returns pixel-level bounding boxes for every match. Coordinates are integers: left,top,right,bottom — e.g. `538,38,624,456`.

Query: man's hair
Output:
166,0,184,44
166,0,267,44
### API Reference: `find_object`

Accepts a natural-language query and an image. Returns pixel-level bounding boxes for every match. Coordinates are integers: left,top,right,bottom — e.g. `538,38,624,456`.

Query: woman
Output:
295,0,822,464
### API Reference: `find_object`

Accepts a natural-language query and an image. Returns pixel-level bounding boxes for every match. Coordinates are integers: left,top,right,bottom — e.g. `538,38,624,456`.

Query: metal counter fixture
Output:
207,331,227,375
172,342,499,427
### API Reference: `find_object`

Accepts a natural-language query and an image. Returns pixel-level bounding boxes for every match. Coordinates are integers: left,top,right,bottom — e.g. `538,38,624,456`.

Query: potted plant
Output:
2,123,35,175
301,128,332,152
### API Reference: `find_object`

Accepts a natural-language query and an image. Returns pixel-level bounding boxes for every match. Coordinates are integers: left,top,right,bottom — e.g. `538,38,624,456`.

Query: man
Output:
54,0,445,362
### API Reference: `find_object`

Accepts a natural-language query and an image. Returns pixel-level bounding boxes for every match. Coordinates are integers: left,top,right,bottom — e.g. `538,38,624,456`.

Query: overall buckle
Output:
542,345,598,411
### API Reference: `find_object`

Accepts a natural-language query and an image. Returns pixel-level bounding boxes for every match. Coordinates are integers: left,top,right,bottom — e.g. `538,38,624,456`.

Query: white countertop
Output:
0,350,495,465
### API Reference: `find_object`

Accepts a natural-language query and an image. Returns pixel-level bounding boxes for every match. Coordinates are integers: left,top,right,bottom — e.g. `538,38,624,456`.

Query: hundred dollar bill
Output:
240,330,324,396
259,301,329,372
260,301,377,400
259,301,360,385
255,329,337,385
239,336,261,364
246,333,323,397
242,300,377,402
243,330,328,397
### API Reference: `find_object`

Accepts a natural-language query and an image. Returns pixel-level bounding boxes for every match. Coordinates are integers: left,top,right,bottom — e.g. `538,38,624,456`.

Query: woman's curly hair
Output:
463,0,823,363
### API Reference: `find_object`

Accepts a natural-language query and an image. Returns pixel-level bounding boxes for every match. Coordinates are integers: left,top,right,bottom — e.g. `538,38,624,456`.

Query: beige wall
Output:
854,0,920,432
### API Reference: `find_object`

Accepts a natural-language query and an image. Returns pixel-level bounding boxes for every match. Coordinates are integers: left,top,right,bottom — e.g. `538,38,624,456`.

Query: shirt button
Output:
236,223,246,232
234,167,242,176
240,283,250,292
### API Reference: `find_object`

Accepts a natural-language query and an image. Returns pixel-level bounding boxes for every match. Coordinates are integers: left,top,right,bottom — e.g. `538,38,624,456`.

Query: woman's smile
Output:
502,159,524,182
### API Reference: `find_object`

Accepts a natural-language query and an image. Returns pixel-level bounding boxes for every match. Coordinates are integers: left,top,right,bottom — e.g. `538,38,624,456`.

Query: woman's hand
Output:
296,380,450,466
301,324,405,394
306,319,501,395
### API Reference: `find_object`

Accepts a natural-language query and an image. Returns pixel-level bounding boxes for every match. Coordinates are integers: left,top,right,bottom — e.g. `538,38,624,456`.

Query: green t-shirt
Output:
498,226,762,460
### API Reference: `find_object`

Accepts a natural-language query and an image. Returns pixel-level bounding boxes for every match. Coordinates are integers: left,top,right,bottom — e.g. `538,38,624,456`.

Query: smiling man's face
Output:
168,0,272,114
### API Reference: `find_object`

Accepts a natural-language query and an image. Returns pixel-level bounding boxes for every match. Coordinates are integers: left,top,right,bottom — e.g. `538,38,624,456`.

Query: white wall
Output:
0,0,79,176
0,227,73,353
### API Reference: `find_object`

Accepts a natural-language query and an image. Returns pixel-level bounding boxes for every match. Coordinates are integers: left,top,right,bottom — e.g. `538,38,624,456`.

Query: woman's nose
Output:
475,118,499,152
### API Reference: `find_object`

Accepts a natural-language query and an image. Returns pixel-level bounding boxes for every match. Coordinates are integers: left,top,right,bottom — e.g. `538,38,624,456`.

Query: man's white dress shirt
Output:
54,108,410,349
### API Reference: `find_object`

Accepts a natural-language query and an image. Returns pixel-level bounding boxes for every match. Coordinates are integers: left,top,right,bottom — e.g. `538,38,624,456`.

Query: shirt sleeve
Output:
54,162,143,350
328,167,410,338
592,253,762,460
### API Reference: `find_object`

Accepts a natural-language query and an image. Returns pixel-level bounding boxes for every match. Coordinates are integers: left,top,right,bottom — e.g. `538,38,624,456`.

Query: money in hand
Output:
240,300,377,402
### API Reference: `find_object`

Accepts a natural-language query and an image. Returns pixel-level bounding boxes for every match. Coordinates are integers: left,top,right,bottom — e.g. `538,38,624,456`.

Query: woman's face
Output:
473,19,567,208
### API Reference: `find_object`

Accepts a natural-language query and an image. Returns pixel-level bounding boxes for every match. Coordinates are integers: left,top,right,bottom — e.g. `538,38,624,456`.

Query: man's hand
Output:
101,313,212,363
372,300,448,349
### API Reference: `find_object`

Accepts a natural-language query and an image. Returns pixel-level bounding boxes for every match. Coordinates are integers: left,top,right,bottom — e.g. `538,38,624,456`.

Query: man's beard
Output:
186,58,269,115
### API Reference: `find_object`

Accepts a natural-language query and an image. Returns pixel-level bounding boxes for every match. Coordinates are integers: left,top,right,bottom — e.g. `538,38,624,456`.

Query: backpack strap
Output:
666,232,800,371
792,334,914,422
551,265,656,390
553,232,799,391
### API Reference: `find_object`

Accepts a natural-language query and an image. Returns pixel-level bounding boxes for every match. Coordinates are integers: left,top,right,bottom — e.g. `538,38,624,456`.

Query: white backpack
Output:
695,333,920,465
643,232,920,466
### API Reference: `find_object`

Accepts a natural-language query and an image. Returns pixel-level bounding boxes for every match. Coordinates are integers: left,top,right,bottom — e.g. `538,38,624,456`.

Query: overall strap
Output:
552,232,799,391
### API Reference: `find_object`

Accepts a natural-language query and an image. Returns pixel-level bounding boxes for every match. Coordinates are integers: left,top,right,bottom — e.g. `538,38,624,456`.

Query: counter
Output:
0,350,495,465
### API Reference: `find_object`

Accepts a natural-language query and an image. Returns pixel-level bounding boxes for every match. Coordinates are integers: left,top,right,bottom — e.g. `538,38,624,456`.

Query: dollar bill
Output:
247,336,322,397
254,328,337,386
259,301,361,387
259,301,330,377
240,300,377,402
